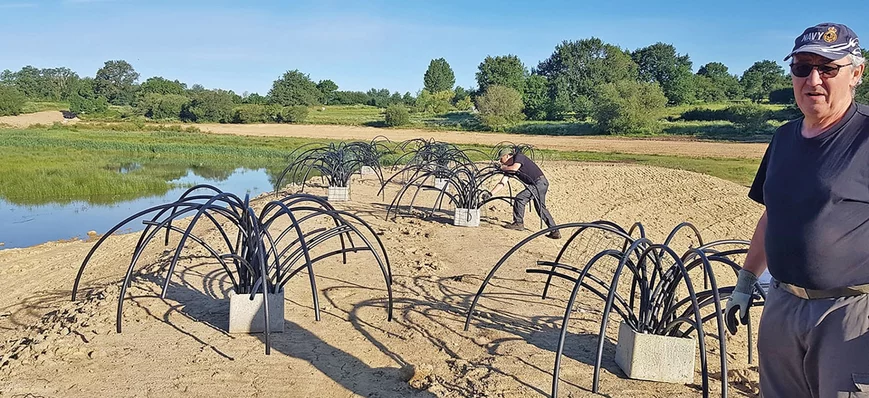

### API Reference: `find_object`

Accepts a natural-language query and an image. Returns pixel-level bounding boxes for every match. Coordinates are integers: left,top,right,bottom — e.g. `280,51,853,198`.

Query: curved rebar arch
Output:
73,186,394,356
463,222,637,330
464,220,760,398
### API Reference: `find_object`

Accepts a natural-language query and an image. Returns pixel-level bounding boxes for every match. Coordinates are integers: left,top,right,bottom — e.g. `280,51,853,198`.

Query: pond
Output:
0,167,276,249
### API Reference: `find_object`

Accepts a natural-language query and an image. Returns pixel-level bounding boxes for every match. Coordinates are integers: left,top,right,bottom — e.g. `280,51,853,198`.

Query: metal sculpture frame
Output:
274,137,393,194
72,184,393,355
463,221,766,398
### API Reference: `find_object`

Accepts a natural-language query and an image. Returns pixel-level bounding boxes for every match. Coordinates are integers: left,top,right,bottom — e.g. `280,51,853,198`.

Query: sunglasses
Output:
790,62,852,78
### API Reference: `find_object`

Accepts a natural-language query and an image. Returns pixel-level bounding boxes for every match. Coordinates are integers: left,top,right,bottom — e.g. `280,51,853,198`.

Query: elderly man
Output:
487,148,560,239
725,22,869,397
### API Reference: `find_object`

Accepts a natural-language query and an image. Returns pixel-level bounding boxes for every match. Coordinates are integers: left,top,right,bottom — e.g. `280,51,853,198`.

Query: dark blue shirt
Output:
749,103,869,290
505,153,544,186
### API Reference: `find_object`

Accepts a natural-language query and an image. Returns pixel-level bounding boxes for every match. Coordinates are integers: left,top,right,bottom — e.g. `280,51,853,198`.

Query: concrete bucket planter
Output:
453,208,480,227
327,186,350,202
614,321,695,384
228,290,285,334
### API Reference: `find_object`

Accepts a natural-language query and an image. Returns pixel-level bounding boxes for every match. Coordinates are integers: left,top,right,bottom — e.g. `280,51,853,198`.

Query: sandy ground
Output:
0,110,768,159
0,162,765,397
0,110,78,128
198,123,768,159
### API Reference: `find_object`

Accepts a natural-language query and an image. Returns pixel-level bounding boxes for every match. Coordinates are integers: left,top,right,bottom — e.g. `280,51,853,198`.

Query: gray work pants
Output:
757,281,869,397
512,177,556,228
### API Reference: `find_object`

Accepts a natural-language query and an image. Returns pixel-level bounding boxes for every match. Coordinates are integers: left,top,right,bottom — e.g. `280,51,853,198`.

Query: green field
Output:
0,126,760,206
20,100,783,142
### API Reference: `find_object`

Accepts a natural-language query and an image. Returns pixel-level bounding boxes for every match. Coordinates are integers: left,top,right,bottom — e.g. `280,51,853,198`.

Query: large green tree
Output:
740,60,789,102
423,58,455,93
593,80,668,135
316,79,338,104
696,62,743,101
536,37,639,119
521,74,549,120
139,77,186,96
856,48,869,104
630,42,695,104
94,60,140,105
476,55,527,94
268,70,321,106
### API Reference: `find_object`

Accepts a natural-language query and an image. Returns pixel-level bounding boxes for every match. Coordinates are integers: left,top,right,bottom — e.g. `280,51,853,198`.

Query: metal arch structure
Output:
489,141,541,163
463,220,766,398
273,138,394,194
72,185,393,355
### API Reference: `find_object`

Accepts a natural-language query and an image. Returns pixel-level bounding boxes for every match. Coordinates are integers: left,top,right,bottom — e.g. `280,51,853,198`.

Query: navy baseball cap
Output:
784,23,862,62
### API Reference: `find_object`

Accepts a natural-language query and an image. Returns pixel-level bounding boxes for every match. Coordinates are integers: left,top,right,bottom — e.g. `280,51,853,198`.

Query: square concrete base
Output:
360,166,376,176
228,290,285,334
434,178,448,190
453,208,481,227
328,186,350,202
615,321,695,384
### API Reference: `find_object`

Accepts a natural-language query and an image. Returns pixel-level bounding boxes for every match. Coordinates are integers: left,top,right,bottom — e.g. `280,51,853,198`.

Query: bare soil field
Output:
0,162,764,397
0,111,78,128
199,123,768,159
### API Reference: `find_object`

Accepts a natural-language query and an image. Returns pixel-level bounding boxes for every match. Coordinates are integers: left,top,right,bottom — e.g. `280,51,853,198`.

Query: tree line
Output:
1,36,867,133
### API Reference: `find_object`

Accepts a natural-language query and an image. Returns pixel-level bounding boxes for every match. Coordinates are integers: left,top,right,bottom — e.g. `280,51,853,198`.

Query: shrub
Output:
182,90,235,123
69,91,109,115
139,93,189,120
592,80,667,135
455,96,474,111
282,105,309,123
725,102,771,130
232,104,270,124
0,86,26,116
679,107,729,122
384,104,411,126
475,85,524,130
415,89,454,114
768,87,795,104
770,105,802,121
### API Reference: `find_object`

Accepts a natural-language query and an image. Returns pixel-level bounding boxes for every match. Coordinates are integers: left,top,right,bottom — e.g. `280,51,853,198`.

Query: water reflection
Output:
0,168,276,249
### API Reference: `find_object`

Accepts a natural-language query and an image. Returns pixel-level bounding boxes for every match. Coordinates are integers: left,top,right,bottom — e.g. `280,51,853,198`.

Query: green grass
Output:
0,126,760,206
21,101,70,113
0,127,332,205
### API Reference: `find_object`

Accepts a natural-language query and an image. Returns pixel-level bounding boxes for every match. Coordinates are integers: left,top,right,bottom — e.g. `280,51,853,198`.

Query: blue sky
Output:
1,0,867,96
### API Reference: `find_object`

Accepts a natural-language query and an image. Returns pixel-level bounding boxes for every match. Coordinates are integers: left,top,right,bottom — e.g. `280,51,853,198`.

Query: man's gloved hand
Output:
725,269,758,335
480,190,492,201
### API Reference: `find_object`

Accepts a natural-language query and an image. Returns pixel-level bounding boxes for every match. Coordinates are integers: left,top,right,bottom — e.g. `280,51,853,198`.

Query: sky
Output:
1,0,868,96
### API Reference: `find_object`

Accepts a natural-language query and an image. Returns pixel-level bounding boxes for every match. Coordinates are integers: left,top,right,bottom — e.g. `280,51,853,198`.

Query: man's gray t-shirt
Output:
749,103,869,290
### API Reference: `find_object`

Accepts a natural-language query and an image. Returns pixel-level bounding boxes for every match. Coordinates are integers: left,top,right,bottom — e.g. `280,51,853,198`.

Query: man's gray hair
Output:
851,53,866,86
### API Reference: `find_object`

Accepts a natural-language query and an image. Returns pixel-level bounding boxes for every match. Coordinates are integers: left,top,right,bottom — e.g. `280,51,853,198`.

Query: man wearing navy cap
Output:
725,22,868,397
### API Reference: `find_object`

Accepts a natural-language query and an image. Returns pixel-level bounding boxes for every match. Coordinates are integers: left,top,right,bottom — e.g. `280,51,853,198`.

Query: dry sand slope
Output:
0,163,764,397
0,111,78,128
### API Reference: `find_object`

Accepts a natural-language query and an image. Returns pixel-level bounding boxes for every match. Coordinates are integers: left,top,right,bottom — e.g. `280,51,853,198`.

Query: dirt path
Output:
0,111,768,159
0,163,763,397
199,123,769,159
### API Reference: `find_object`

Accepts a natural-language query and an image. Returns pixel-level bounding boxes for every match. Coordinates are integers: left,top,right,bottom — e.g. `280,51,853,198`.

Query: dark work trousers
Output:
757,281,869,397
512,177,556,228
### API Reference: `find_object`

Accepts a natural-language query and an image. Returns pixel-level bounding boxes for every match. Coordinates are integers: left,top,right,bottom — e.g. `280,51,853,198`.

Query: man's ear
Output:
852,63,865,87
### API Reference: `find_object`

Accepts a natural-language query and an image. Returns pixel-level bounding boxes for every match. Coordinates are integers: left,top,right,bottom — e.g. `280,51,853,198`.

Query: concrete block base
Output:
453,208,481,227
434,178,448,190
615,321,695,384
228,290,285,334
328,186,350,202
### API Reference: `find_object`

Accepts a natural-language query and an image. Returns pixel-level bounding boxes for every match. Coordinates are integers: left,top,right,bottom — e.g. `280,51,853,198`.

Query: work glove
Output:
724,269,758,335
480,191,492,201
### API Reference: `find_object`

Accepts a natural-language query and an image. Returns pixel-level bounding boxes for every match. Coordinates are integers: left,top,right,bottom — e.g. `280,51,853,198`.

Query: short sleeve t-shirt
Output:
749,103,869,290
505,153,544,185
